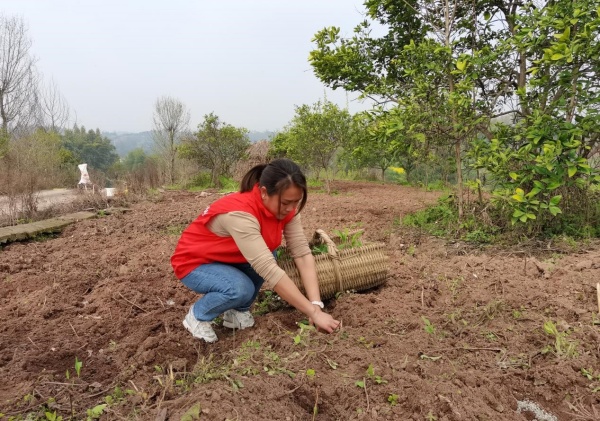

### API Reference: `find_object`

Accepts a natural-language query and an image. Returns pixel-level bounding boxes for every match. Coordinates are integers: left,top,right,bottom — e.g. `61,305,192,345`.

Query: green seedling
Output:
357,336,374,348
293,322,315,346
542,320,578,358
426,410,438,421
581,368,600,392
422,316,436,335
86,404,107,420
75,357,83,377
387,393,399,406
355,364,387,388
332,228,363,249
45,411,63,421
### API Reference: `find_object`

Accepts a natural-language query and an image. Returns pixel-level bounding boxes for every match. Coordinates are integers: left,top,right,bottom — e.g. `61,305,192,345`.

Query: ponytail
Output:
240,164,267,192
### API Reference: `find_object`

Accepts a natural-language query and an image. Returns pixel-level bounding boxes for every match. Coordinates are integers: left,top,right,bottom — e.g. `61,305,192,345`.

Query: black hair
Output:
240,158,308,213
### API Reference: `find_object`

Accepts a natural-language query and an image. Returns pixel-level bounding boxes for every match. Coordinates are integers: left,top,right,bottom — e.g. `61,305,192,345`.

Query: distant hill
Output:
248,130,276,143
103,131,154,157
104,130,276,157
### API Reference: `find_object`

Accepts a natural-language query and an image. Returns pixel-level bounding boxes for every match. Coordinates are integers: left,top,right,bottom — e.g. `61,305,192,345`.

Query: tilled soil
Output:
1,180,599,420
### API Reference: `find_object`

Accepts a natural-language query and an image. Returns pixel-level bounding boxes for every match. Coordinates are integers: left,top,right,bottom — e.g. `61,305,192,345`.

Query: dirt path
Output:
0,180,599,420
0,188,79,215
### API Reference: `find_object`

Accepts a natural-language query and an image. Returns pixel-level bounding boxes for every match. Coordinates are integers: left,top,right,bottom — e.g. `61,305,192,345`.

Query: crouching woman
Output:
171,158,340,342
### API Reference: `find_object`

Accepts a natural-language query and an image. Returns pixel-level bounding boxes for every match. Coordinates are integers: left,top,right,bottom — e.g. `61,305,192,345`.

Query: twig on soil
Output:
312,386,320,421
564,395,599,420
431,346,504,353
69,321,79,338
129,380,140,392
421,285,425,309
596,283,600,314
280,382,304,396
157,296,165,309
155,408,168,421
383,331,404,337
116,292,148,313
41,381,88,387
27,336,39,349
363,377,370,413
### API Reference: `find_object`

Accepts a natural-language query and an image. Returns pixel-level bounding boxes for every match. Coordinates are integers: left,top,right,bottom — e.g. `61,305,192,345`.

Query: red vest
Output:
171,184,296,279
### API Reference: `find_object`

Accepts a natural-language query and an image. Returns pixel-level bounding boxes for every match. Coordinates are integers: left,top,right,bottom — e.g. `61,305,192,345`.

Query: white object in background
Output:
78,163,91,185
104,188,116,197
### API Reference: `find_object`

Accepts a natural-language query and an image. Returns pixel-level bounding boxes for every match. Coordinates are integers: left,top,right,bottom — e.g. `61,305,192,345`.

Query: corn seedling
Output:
387,393,399,406
75,357,82,376
581,368,600,392
332,228,363,249
542,320,578,358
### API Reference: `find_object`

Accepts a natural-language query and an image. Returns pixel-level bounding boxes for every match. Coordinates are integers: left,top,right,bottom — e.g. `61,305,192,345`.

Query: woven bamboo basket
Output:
277,229,389,300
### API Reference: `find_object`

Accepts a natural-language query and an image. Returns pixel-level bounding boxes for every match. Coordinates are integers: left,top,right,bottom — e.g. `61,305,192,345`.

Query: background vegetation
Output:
1,0,599,242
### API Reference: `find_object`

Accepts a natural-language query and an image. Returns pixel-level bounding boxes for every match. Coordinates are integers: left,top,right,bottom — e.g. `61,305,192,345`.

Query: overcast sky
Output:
1,1,373,133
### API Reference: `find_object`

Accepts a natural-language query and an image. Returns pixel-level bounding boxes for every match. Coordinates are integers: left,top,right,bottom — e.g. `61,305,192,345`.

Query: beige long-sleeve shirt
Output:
206,211,311,289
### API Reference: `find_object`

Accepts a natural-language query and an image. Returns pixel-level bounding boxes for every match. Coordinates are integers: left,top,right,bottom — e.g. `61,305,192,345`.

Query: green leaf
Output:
546,180,561,190
568,166,577,177
551,53,564,60
526,213,536,220
513,209,525,218
456,60,466,71
180,403,202,421
509,172,518,180
512,192,525,202
549,195,562,206
355,380,365,388
549,206,562,216
367,364,374,377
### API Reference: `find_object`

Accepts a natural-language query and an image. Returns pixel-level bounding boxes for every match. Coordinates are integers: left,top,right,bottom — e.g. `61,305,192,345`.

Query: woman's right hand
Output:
310,309,340,333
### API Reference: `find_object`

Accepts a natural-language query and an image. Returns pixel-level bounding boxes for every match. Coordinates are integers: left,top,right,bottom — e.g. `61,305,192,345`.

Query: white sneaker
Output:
183,306,217,343
223,309,255,329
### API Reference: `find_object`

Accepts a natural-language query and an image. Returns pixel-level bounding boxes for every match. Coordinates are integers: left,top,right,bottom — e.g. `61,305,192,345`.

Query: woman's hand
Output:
273,276,340,333
309,307,340,333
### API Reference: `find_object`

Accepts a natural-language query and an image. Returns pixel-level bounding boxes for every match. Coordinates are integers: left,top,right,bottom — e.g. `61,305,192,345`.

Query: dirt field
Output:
1,180,599,420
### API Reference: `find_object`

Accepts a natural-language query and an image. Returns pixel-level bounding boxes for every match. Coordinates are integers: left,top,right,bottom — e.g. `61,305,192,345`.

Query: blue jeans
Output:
181,261,266,321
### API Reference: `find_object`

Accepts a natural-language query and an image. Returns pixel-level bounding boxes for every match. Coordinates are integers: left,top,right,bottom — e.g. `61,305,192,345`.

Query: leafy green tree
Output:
310,2,482,215
123,148,149,172
179,113,250,188
468,0,600,231
347,111,401,181
276,100,353,191
310,0,600,230
61,125,119,173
